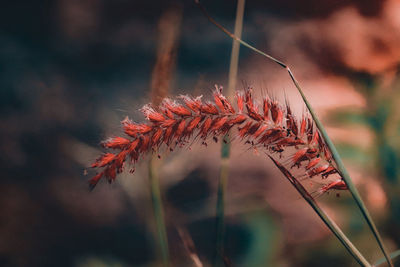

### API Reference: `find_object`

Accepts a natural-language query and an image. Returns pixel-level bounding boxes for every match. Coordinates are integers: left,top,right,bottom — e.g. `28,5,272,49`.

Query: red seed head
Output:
114,150,128,172
91,153,115,168
200,102,219,115
185,116,202,136
141,105,165,122
322,180,348,192
102,137,131,149
210,116,228,132
300,116,307,136
123,122,152,137
89,172,103,189
263,97,270,119
151,128,163,147
271,101,283,124
163,99,192,116
199,117,213,139
227,114,246,126
213,87,234,113
175,119,186,139
179,95,202,112
235,92,244,113
89,87,339,194
306,157,321,170
292,148,308,165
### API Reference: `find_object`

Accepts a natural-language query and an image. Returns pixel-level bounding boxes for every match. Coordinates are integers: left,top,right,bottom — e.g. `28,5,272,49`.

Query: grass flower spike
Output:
90,86,374,265
90,87,343,195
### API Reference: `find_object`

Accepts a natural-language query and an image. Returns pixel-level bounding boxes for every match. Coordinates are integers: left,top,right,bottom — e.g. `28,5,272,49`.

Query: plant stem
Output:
214,1,245,266
149,156,169,266
215,157,229,266
287,71,394,267
374,249,400,267
148,6,181,266
195,2,393,266
227,0,245,98
269,156,371,267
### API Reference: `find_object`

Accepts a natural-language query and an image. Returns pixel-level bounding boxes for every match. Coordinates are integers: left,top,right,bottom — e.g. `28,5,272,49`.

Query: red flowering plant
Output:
90,87,343,198
87,1,398,266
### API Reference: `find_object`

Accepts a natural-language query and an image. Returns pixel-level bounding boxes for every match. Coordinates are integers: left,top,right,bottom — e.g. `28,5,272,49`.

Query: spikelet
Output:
89,87,345,195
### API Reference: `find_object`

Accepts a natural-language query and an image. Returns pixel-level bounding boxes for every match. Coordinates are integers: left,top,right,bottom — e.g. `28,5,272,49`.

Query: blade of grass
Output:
215,157,229,266
268,156,371,267
194,2,393,266
227,0,245,97
149,157,169,266
148,6,182,266
177,227,204,267
215,1,245,266
287,70,394,267
374,249,400,267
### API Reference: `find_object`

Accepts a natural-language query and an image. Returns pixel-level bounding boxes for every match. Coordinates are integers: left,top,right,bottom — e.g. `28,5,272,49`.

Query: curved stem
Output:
195,1,393,266
269,156,370,267
287,69,394,267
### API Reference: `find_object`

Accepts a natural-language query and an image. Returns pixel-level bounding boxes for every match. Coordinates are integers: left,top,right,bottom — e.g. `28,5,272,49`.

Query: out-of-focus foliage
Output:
329,68,400,184
328,67,400,256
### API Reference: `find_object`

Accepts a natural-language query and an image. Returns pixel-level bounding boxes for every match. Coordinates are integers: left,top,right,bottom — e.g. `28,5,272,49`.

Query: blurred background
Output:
1,0,400,266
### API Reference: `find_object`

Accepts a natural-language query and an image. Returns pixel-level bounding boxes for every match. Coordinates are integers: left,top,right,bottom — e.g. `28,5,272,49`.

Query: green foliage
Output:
367,103,390,133
327,108,367,126
335,143,372,166
241,212,280,266
329,69,400,266
378,143,399,184
330,70,400,186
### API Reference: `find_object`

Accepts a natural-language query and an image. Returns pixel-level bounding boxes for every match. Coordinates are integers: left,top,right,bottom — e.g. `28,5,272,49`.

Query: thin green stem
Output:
147,7,181,266
227,0,245,98
214,1,245,266
195,1,393,266
215,157,229,266
149,156,169,266
287,70,394,267
374,249,400,267
307,203,370,267
269,156,371,267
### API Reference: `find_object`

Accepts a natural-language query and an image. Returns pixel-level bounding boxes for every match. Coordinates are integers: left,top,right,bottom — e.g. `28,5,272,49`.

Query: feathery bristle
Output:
89,87,344,196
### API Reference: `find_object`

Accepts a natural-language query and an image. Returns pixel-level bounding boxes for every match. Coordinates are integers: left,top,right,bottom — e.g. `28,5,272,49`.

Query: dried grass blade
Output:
177,227,203,267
